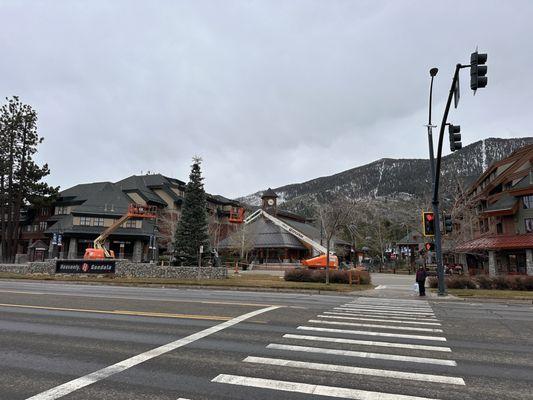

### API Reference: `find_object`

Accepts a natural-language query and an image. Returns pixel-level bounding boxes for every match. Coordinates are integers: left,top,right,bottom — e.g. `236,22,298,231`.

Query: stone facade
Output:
0,259,227,280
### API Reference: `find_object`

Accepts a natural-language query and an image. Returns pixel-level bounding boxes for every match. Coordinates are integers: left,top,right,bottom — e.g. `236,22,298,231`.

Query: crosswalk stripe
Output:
298,326,447,341
318,315,442,326
243,356,465,385
335,307,435,316
354,301,431,306
346,303,433,310
282,334,452,352
340,305,435,314
326,311,438,321
344,306,433,312
308,320,443,333
266,343,457,366
212,374,443,400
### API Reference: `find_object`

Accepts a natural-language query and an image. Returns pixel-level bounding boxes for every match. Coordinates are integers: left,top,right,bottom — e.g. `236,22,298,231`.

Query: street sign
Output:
453,77,460,108
199,245,204,254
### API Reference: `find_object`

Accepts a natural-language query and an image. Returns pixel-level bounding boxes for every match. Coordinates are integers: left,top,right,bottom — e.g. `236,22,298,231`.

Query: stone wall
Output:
0,259,227,280
0,261,55,274
115,260,228,279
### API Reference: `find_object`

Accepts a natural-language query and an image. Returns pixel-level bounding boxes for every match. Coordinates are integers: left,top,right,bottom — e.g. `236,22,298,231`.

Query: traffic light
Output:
425,242,435,251
448,124,462,152
470,51,488,91
443,214,453,234
422,212,435,236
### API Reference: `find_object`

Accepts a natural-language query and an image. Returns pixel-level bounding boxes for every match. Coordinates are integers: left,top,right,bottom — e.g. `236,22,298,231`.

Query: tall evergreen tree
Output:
174,157,210,266
0,96,57,262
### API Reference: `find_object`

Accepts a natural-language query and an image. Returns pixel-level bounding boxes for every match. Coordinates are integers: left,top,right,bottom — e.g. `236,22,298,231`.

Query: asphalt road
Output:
0,279,532,400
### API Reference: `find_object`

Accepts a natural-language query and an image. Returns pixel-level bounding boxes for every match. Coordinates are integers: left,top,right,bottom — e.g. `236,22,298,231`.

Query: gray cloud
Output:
0,0,531,197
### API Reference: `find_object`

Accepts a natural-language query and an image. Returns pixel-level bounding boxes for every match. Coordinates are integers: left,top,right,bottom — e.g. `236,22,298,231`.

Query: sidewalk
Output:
360,273,461,301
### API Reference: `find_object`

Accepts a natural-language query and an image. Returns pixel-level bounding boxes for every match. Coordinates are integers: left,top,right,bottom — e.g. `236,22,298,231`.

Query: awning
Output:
455,234,533,252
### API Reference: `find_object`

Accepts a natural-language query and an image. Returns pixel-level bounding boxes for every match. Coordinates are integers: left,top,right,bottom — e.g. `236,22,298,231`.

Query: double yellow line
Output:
0,302,232,321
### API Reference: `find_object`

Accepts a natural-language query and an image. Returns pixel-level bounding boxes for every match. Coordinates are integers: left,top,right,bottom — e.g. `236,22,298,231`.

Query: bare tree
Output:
316,199,356,284
228,223,256,266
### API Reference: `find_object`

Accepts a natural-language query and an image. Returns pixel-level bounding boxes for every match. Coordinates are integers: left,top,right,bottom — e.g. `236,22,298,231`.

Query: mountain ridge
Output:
238,137,533,212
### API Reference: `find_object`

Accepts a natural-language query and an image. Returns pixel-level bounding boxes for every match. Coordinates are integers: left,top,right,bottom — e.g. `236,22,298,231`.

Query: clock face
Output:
267,199,275,206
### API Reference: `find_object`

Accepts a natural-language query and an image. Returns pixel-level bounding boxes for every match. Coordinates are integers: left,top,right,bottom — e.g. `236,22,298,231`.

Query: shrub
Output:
428,277,438,288
446,276,477,289
492,276,511,290
475,275,493,289
523,276,533,291
284,268,371,285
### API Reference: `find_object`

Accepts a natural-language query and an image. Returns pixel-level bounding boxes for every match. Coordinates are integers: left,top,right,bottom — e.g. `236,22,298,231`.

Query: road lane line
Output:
318,315,441,326
0,303,232,321
327,311,438,321
308,319,443,333
297,326,447,341
24,305,280,400
243,356,465,385
266,343,457,366
282,334,452,352
212,374,443,400
0,289,278,308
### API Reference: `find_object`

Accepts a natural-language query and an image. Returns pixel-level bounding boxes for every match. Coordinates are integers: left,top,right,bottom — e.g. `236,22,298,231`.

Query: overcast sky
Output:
1,0,531,198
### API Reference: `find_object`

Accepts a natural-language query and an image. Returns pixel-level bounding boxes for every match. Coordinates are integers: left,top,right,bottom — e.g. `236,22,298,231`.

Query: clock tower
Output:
261,188,278,214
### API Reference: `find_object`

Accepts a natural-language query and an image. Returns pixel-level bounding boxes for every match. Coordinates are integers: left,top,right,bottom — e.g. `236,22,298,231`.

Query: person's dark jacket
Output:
415,269,427,282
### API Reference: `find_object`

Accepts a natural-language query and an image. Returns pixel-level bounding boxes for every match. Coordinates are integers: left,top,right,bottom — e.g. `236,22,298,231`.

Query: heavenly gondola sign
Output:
56,260,115,274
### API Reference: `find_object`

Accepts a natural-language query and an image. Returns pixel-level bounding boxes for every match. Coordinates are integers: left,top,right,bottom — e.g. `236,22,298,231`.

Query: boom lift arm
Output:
244,209,337,267
87,204,157,259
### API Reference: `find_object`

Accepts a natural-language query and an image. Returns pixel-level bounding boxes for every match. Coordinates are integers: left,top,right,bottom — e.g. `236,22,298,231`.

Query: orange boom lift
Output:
83,204,158,260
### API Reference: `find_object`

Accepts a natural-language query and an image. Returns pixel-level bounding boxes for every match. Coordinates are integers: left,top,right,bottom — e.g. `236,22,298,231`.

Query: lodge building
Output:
451,144,533,276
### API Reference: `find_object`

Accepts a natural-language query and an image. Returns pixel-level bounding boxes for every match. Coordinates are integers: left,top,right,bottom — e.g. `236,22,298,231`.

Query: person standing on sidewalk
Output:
416,266,427,296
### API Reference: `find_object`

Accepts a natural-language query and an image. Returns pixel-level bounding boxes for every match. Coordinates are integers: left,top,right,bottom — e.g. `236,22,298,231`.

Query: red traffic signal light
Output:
422,212,435,236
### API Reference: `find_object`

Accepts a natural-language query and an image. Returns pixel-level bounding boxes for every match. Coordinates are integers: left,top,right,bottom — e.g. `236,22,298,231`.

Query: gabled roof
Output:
115,175,169,205
73,183,132,216
217,213,349,250
261,188,278,198
58,182,110,203
397,230,425,245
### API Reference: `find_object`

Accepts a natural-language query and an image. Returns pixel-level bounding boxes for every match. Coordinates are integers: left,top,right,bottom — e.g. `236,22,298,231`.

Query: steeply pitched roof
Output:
217,214,349,250
261,188,278,198
58,182,110,203
73,183,132,216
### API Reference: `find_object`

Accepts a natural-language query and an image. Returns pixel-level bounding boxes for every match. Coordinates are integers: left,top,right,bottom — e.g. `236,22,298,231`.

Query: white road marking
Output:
327,310,438,321
308,319,443,333
282,334,452,352
266,343,457,366
243,356,465,385
335,307,435,316
25,305,280,400
298,326,447,341
354,304,432,310
374,285,387,290
318,315,441,326
347,305,433,311
340,305,435,314
212,374,442,400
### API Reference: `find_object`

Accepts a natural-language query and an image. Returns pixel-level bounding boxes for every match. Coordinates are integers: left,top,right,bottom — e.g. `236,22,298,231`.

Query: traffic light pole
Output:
432,63,468,296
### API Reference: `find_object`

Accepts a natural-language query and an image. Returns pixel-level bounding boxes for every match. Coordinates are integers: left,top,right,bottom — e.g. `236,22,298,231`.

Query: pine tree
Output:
0,96,57,262
174,157,210,266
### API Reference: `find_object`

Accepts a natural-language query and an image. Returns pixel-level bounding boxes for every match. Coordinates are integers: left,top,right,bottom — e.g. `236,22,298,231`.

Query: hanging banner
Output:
56,260,115,274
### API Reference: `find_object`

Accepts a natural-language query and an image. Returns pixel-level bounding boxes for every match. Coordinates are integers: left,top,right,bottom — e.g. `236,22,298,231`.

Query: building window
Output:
93,217,104,227
39,221,47,231
496,223,503,234
123,220,137,228
523,195,533,209
80,216,92,226
525,218,533,233
56,206,68,215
